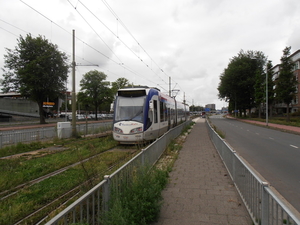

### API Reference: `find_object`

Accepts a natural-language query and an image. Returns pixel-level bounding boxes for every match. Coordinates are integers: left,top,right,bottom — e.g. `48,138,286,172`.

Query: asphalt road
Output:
210,115,300,212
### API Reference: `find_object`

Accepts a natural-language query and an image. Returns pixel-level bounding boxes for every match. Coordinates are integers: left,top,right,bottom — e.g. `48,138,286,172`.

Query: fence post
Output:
0,133,2,149
12,130,17,144
261,182,269,225
102,175,111,212
141,149,145,165
232,151,236,183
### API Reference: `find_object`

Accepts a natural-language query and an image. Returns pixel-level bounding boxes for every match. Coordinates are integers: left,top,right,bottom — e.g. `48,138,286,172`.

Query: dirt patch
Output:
1,145,68,160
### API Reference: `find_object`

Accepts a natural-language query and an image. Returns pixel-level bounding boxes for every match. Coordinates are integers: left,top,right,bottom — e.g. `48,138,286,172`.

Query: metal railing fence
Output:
45,121,191,225
206,120,300,225
0,122,112,149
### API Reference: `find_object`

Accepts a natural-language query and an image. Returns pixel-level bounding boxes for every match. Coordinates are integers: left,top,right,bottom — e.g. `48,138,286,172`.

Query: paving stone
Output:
151,118,252,225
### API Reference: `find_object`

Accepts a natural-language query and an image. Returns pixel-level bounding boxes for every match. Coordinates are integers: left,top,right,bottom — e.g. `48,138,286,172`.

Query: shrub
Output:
102,166,168,225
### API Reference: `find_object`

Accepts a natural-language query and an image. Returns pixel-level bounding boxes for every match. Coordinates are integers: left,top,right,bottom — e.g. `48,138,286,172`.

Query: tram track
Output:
0,146,138,201
0,142,141,225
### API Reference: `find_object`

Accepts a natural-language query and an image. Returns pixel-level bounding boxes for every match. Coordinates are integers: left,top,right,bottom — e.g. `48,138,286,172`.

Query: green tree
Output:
252,53,269,118
218,50,266,117
111,77,130,95
78,70,114,120
275,46,297,122
1,34,69,124
254,68,265,118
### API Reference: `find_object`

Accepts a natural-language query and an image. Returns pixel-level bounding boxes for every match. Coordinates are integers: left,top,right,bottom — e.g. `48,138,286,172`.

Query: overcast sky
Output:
1,0,300,109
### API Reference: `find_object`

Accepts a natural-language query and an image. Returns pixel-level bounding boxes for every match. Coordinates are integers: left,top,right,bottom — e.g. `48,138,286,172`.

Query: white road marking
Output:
290,145,298,149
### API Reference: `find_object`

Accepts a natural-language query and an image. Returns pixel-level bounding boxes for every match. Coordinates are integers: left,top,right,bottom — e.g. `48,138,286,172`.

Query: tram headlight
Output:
114,127,123,134
130,127,143,134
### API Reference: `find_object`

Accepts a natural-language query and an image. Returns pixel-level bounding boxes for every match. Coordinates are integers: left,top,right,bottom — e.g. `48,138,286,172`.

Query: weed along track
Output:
0,135,140,225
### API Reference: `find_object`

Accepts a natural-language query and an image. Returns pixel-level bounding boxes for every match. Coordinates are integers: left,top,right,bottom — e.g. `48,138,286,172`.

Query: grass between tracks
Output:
0,122,195,225
0,136,137,225
0,137,118,193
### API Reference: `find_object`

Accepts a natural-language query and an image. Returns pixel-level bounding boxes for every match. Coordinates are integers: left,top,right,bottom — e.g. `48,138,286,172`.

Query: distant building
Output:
205,104,216,111
272,49,300,114
0,91,72,118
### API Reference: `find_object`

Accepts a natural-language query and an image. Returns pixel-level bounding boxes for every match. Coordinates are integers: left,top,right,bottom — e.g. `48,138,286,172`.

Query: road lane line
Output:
290,145,298,149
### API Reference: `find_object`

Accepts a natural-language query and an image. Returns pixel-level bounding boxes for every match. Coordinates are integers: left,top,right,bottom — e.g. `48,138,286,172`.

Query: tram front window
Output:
115,96,145,123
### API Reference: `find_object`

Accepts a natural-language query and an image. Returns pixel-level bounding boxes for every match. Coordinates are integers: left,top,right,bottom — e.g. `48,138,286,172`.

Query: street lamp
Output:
265,66,268,126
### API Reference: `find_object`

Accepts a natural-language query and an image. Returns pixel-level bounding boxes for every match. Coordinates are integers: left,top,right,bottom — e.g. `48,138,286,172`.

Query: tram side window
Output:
154,100,158,123
160,102,167,122
160,102,164,122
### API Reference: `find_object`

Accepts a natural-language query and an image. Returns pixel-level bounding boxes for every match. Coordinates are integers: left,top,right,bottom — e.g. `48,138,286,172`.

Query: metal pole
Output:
169,76,171,97
65,80,67,122
72,29,77,136
266,67,268,126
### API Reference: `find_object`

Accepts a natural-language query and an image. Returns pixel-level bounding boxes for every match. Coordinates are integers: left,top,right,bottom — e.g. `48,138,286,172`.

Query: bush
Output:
102,166,168,225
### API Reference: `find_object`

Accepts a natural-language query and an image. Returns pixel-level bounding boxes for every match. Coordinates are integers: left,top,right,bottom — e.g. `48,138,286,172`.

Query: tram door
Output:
145,99,159,140
153,100,158,124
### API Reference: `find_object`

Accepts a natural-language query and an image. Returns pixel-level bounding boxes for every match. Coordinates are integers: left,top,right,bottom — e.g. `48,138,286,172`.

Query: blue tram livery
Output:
113,87,189,144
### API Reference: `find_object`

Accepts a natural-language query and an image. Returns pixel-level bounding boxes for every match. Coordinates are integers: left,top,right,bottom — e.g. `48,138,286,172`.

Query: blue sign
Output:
205,108,210,112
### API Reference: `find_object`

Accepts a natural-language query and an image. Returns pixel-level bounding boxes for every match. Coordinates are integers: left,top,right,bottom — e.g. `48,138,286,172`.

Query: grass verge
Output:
101,166,168,225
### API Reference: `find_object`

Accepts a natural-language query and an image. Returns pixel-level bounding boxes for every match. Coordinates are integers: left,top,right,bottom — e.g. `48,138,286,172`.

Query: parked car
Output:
76,114,85,120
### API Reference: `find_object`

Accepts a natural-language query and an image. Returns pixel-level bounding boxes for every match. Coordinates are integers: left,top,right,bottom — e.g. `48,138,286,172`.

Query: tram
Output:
112,87,188,144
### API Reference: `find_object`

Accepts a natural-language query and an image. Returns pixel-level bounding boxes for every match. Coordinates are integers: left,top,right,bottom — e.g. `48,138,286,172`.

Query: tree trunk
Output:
286,104,290,122
269,104,272,118
38,102,46,124
95,102,98,120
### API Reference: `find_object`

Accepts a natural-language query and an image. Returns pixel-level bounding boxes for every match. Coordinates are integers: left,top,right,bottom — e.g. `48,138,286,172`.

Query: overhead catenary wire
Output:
15,0,177,95
0,18,100,72
100,0,186,98
67,0,123,65
17,1,126,72
102,0,168,78
67,0,168,90
76,0,169,87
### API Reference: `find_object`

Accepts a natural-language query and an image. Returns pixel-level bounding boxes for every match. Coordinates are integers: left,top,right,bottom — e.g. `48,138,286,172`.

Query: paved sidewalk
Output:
152,118,252,225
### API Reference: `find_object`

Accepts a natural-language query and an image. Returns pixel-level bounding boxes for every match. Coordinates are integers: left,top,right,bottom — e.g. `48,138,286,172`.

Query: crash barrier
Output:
0,122,112,149
206,120,300,225
45,120,192,225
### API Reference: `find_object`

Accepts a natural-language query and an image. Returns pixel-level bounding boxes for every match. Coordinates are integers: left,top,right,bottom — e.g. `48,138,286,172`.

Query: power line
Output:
101,0,177,83
0,18,27,35
69,0,168,88
79,0,169,87
14,0,174,93
0,18,101,72
18,1,121,70
67,0,123,64
0,26,19,37
100,0,187,94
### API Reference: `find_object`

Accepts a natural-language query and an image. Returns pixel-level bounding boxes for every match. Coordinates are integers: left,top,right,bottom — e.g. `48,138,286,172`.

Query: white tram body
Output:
113,87,188,144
